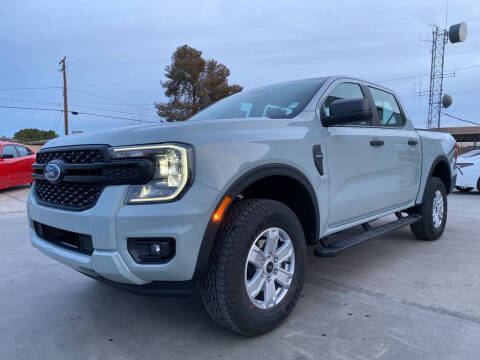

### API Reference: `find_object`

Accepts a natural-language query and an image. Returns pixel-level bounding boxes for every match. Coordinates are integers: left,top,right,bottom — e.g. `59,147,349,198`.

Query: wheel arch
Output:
194,164,319,277
428,156,452,194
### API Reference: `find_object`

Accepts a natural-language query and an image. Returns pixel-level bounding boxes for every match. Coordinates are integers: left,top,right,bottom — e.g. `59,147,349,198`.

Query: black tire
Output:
200,199,307,336
455,186,473,192
477,178,480,192
410,177,447,241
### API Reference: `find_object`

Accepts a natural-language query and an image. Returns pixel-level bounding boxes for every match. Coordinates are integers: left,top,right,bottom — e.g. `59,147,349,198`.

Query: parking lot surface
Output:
1,185,480,360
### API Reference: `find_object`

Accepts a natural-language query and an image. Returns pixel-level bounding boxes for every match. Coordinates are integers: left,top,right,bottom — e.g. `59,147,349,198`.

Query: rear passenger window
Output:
15,146,32,157
322,83,370,125
368,87,404,127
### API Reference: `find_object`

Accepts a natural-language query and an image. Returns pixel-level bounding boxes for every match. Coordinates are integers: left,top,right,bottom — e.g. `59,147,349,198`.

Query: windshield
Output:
460,149,480,158
189,78,327,121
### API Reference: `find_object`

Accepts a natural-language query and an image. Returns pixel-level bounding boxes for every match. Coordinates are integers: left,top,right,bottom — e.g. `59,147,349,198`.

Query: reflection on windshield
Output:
189,78,326,121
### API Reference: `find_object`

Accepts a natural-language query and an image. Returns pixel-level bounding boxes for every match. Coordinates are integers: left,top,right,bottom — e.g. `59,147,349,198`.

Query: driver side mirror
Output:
2,154,14,159
323,98,373,126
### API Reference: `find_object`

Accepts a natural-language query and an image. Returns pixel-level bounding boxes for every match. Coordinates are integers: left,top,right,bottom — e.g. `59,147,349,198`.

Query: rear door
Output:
14,145,35,183
320,81,394,227
367,86,421,207
0,145,8,188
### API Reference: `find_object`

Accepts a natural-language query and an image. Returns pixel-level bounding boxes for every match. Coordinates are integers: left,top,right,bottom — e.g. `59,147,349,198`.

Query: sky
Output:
1,0,479,138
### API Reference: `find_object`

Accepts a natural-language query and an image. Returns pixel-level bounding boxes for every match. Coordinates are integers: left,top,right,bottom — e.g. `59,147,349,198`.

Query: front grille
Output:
36,180,104,211
33,145,153,211
34,221,94,255
36,149,103,164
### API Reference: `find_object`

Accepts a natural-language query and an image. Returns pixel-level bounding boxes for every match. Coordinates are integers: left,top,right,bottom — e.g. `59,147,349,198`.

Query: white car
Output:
456,149,480,192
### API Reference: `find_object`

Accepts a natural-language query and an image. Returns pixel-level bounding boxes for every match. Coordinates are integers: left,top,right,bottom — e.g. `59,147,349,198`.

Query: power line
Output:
442,113,480,126
72,111,158,123
0,97,61,105
378,64,480,83
0,105,63,112
0,86,155,112
0,87,61,91
69,88,153,111
69,103,160,119
378,72,431,83
0,97,158,118
2,111,56,133
71,102,153,106
0,104,159,124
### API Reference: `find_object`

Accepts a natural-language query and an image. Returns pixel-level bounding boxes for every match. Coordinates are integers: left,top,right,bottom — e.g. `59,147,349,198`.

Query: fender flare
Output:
193,163,319,277
421,155,453,198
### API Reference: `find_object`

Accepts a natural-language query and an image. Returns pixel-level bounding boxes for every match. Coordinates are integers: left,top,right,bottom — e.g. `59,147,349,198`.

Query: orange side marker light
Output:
212,196,232,222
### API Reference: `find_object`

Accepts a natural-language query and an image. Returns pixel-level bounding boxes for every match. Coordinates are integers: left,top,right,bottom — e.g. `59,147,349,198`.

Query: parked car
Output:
455,149,480,192
0,141,36,190
27,76,456,336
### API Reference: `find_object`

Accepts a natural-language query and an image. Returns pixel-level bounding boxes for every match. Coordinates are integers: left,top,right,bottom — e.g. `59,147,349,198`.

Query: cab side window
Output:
368,87,404,127
322,83,370,126
1,145,17,158
15,145,32,157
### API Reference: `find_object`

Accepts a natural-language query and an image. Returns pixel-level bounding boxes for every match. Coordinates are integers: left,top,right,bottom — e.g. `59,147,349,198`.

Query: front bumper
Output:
27,181,220,285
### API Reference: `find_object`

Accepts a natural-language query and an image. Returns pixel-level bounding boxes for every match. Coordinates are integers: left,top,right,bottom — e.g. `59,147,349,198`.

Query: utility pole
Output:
59,56,69,135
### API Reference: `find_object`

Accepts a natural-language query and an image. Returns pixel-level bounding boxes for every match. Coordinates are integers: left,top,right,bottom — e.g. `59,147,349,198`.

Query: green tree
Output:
155,45,242,122
14,128,58,143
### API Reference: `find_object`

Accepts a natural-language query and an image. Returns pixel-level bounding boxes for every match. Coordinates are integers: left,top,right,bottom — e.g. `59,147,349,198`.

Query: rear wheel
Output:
410,177,447,241
200,199,306,336
455,186,473,192
477,178,480,192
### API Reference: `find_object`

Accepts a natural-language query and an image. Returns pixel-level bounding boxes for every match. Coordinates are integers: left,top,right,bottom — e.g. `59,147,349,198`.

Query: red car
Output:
0,141,36,190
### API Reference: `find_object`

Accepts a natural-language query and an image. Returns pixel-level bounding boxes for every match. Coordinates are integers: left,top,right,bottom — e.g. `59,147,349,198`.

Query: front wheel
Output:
200,199,306,336
410,177,447,241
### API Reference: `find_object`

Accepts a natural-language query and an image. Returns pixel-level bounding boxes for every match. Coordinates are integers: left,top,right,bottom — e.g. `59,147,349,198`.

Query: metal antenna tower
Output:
426,21,467,129
427,26,448,129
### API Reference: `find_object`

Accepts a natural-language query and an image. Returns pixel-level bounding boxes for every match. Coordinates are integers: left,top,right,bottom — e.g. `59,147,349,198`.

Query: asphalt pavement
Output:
1,185,479,360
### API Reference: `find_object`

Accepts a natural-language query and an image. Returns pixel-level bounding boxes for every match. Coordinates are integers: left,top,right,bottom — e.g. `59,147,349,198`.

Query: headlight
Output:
108,144,193,204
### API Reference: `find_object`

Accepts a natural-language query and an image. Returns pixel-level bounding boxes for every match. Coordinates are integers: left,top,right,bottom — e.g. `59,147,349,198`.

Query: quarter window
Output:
368,87,404,127
1,145,17,158
322,83,370,125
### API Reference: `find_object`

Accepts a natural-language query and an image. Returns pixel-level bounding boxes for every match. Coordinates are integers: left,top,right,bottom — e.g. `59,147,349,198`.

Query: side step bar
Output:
314,215,421,257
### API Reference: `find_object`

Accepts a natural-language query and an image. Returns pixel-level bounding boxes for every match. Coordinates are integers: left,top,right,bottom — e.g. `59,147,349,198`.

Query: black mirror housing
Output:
323,98,372,126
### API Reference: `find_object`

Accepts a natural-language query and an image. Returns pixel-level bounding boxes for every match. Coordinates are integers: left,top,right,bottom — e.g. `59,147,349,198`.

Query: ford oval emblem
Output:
44,162,62,183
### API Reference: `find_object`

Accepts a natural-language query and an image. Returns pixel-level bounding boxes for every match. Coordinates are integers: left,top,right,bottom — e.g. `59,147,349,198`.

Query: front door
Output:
321,82,394,227
1,145,20,185
15,145,35,183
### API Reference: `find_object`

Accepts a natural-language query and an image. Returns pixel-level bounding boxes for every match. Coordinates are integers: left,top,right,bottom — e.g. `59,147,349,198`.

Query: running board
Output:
314,215,421,257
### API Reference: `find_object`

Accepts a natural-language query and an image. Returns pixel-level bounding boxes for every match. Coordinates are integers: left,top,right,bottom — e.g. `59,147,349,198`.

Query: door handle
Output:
370,139,384,147
408,140,418,146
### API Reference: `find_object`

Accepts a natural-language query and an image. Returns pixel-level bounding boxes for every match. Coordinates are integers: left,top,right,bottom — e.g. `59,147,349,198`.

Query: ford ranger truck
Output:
27,76,456,336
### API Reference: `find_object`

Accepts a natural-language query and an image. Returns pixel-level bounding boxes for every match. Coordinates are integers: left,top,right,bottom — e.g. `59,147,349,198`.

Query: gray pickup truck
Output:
27,76,456,336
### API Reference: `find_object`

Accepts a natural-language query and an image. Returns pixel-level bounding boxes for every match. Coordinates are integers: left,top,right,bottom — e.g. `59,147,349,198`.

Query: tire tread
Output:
410,177,447,241
200,199,304,335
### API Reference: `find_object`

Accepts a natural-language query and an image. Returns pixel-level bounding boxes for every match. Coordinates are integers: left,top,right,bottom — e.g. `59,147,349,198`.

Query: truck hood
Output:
41,116,310,149
42,123,182,148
